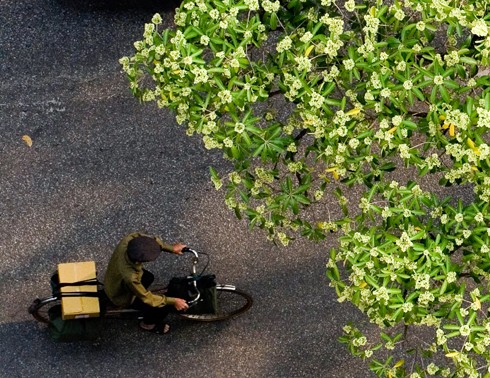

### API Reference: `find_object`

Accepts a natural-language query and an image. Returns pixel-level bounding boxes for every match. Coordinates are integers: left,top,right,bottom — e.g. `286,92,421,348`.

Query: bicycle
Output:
28,248,253,324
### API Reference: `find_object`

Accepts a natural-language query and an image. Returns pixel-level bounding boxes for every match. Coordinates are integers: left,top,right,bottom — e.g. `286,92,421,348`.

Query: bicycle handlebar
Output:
182,247,197,255
181,247,201,305
182,247,198,262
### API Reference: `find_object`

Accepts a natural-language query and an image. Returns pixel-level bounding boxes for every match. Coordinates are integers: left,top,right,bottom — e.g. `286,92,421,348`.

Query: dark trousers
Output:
131,269,172,325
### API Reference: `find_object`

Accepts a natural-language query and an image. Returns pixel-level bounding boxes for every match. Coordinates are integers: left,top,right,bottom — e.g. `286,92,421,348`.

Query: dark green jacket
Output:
104,232,177,308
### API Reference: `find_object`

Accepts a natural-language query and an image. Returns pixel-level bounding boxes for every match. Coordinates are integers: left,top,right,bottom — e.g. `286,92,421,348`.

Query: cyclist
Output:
104,232,189,334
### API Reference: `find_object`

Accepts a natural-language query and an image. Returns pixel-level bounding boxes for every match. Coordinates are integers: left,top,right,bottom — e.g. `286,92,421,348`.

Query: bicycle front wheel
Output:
178,284,253,322
28,297,60,324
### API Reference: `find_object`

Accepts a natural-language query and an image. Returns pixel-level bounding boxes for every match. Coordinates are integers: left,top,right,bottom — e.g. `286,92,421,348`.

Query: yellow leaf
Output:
445,351,459,358
441,122,449,129
325,167,339,180
394,359,404,368
22,135,33,147
388,126,397,134
359,281,367,288
449,123,455,137
305,45,315,57
370,6,376,16
467,138,481,155
346,108,361,116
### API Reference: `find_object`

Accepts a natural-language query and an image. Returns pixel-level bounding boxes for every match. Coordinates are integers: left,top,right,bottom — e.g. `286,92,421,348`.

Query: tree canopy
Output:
122,0,490,376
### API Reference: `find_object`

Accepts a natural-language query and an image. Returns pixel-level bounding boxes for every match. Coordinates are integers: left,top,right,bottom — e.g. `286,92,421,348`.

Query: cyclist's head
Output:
127,236,161,262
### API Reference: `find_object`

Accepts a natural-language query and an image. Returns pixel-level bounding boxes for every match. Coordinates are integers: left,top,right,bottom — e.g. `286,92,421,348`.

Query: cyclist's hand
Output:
174,298,188,311
172,243,187,255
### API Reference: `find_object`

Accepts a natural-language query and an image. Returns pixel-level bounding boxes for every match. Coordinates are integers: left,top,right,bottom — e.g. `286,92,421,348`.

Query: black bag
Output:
166,274,217,314
48,305,103,342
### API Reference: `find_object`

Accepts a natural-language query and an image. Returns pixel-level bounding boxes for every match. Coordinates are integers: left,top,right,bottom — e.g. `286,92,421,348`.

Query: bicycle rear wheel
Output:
28,297,60,324
178,285,253,322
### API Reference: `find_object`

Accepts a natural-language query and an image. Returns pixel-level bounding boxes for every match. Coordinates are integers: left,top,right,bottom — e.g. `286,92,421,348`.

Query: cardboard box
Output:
58,261,100,320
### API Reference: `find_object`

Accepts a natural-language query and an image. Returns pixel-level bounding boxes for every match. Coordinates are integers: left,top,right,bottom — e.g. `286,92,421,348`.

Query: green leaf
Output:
326,266,340,281
439,85,450,103
412,87,425,101
252,143,265,157
270,12,278,30
443,80,460,90
294,194,311,205
460,56,478,65
230,146,240,159
379,161,396,172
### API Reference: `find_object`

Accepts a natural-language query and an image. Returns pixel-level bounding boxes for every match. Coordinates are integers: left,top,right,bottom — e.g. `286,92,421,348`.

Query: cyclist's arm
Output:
153,236,175,253
155,238,186,254
126,273,176,307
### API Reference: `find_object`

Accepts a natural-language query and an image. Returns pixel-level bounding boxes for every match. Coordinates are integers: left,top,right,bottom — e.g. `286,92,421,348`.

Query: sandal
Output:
139,321,171,335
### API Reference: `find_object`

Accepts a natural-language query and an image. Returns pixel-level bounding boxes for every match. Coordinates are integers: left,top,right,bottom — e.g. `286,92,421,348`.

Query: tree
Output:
121,0,490,376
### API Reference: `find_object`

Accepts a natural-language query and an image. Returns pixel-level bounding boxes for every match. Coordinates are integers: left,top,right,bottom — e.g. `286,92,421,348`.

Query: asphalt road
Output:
0,1,370,377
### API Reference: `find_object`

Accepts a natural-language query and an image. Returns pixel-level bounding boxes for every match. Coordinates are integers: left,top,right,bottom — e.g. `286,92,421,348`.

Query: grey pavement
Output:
0,1,369,377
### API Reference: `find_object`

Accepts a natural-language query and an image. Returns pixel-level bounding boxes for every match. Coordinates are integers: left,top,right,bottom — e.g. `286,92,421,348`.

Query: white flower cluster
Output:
413,273,431,290
344,0,355,12
202,135,222,150
244,0,259,11
476,107,490,128
295,56,312,72
309,91,325,109
343,59,355,70
363,14,380,35
261,0,280,13
444,50,460,67
417,291,435,306
191,67,209,84
389,5,405,21
318,16,345,57
445,108,470,131
475,178,490,202
276,36,292,53
322,66,340,82
217,90,233,104
283,73,305,101
471,19,489,37
373,286,390,302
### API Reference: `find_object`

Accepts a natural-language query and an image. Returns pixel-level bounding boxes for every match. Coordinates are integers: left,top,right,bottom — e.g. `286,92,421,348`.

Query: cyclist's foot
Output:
139,321,170,335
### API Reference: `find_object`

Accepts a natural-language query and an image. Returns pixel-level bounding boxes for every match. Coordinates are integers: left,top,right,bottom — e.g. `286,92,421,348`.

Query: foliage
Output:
334,183,490,377
122,0,490,376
